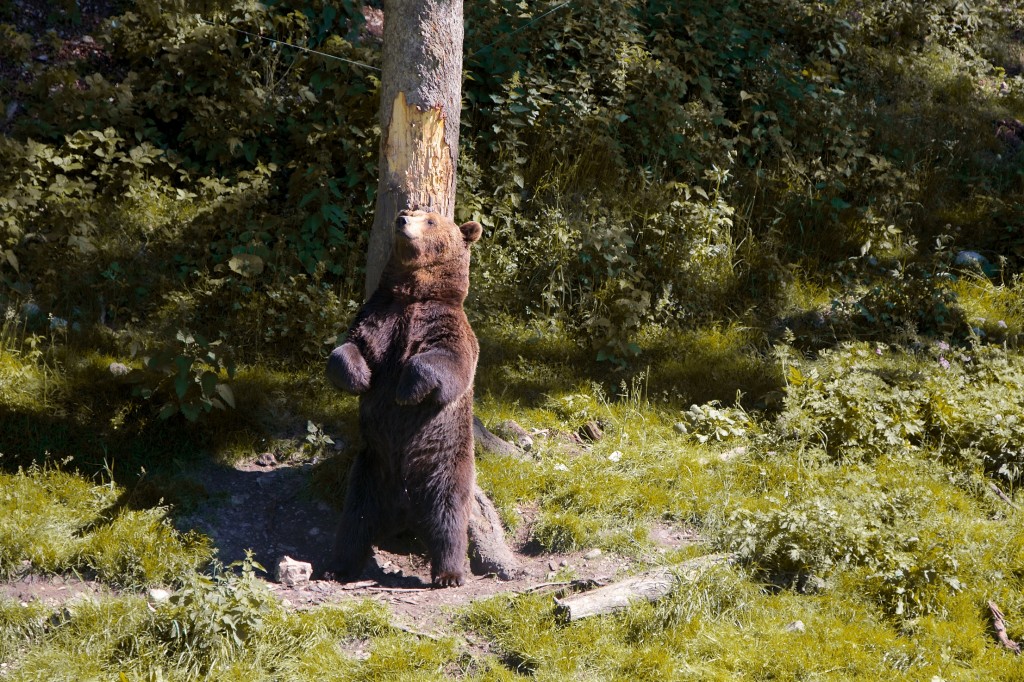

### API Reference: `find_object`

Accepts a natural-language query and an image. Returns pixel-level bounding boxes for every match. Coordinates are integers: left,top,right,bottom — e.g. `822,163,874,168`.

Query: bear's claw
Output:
432,570,465,588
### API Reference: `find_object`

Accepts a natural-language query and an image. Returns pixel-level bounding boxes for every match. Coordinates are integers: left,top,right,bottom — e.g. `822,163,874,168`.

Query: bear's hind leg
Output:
410,465,472,588
328,450,382,581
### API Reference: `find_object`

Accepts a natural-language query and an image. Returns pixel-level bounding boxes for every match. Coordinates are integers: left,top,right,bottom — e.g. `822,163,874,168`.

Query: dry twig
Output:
988,600,1021,654
988,482,1020,511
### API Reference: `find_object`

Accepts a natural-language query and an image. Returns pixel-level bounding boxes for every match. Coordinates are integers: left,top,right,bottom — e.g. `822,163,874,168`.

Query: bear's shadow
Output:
173,460,438,586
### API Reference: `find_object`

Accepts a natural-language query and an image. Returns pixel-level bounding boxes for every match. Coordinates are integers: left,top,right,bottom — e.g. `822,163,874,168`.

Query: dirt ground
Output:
2,456,700,632
177,458,700,630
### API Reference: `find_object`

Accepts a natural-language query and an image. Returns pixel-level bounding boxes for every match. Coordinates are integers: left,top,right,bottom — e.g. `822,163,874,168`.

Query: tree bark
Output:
364,0,465,298
468,486,521,580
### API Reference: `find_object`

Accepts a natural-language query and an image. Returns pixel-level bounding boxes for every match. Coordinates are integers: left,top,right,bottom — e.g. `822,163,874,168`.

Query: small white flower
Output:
608,451,623,462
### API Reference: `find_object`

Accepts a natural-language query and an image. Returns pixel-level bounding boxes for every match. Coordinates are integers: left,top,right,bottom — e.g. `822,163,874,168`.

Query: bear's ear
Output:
460,220,482,244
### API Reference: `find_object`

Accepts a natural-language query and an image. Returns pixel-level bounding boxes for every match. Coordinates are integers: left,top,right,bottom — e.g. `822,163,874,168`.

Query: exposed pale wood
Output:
554,554,733,621
364,0,465,297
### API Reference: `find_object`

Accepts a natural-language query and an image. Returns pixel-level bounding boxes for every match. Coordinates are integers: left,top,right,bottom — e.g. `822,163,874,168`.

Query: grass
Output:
0,466,211,586
3,280,1024,679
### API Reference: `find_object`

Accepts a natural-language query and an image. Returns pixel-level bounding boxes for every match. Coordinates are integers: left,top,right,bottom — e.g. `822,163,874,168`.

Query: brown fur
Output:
326,210,483,587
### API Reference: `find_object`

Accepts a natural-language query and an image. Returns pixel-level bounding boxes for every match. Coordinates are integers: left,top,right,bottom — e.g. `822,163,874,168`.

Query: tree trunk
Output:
362,0,519,581
364,0,465,298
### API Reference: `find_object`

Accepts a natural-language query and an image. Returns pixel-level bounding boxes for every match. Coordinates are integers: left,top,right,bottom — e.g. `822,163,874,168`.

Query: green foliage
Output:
124,330,236,422
778,342,1024,481
153,552,275,676
675,401,751,443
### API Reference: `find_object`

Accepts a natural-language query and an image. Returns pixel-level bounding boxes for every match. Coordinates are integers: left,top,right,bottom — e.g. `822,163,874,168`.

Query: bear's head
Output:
380,209,482,302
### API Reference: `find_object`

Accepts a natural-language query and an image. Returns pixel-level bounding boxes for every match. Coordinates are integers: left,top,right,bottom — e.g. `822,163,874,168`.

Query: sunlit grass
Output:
3,309,1024,679
0,467,211,586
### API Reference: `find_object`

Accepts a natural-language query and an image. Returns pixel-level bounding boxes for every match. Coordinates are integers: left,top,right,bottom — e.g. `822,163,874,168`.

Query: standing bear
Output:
326,209,482,587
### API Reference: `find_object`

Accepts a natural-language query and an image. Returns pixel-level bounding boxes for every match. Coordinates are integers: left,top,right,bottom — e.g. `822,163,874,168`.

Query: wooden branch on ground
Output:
391,622,443,640
988,600,1021,654
521,578,605,595
468,485,521,580
989,482,1020,511
553,553,733,622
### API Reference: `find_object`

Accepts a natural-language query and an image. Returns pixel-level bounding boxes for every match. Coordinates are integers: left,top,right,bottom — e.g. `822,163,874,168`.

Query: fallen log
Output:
553,553,733,621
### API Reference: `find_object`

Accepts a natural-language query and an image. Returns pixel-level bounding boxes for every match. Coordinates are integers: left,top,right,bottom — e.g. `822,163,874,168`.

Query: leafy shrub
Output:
154,553,276,676
675,401,750,444
778,347,926,460
724,468,972,618
123,330,236,422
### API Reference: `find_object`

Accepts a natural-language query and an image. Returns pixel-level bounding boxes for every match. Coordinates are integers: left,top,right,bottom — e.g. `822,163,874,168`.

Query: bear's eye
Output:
427,219,435,226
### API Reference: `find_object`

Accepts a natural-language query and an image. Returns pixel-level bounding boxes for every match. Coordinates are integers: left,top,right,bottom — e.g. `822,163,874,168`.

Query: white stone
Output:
148,588,172,603
275,555,313,587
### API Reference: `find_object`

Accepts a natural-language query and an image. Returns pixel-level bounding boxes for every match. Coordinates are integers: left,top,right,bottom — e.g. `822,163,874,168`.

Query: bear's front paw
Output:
396,359,438,405
327,343,371,394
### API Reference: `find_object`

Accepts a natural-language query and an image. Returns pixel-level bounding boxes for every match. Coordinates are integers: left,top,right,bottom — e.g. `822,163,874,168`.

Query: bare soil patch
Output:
171,459,700,630
2,458,699,632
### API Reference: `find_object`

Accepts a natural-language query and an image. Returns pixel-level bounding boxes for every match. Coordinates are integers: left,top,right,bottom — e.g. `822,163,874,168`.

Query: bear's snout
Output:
396,213,426,240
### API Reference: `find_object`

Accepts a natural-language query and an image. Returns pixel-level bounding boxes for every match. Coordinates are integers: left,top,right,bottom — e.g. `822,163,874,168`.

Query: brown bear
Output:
325,209,482,587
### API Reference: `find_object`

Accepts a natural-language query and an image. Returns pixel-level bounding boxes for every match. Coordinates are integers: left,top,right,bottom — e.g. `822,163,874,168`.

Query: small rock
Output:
308,527,320,537
275,556,313,587
673,422,688,435
954,250,994,274
148,588,172,603
559,559,568,567
548,560,558,571
607,451,622,463
35,54,48,62
784,620,806,633
81,35,95,44
553,463,568,472
584,548,602,560
579,420,604,442
718,446,747,462
799,575,828,595
255,452,277,467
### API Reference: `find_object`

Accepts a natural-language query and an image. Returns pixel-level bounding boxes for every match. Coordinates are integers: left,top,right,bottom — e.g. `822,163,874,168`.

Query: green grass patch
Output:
0,466,211,586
